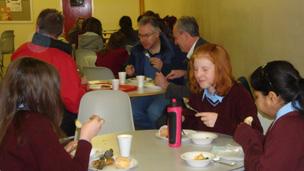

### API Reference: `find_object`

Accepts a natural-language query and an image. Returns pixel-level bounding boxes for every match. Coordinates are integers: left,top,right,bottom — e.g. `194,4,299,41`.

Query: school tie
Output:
206,97,220,107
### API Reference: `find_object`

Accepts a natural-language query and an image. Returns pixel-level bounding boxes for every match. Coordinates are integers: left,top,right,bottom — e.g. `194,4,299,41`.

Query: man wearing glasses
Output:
125,16,186,129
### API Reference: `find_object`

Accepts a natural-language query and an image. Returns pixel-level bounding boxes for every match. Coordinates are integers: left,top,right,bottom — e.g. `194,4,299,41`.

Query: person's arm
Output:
234,120,301,171
30,117,92,171
60,57,86,113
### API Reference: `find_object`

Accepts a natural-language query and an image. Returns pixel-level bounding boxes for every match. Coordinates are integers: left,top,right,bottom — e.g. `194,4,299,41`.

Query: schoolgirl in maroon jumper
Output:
234,60,304,170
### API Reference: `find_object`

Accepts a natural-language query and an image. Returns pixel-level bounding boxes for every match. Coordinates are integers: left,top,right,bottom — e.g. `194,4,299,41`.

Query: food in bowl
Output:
191,132,218,145
194,153,208,160
181,151,215,167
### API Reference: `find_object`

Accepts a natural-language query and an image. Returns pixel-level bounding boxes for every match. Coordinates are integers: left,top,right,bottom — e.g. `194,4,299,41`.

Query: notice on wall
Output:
6,0,22,12
0,0,32,22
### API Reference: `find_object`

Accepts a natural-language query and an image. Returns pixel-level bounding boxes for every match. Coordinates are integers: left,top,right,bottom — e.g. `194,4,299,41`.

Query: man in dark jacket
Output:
155,16,208,99
125,16,186,129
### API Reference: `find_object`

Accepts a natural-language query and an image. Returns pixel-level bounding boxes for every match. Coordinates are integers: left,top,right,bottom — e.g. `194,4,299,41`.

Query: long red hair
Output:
188,43,234,95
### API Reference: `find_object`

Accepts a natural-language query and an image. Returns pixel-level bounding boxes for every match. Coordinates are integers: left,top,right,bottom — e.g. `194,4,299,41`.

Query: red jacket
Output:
12,42,86,113
234,111,304,171
95,48,129,77
0,111,92,171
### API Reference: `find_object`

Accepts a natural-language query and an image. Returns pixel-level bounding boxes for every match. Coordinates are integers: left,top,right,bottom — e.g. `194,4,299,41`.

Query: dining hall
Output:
0,0,304,171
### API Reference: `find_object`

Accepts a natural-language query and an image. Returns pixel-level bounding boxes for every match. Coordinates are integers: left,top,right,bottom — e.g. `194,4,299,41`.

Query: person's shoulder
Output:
22,111,51,128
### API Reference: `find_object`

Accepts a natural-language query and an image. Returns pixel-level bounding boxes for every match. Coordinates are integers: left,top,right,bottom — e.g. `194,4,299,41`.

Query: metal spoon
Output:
182,97,199,113
213,156,236,166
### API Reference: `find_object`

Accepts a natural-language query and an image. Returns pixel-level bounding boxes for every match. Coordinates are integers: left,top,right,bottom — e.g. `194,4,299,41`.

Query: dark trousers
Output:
60,109,77,136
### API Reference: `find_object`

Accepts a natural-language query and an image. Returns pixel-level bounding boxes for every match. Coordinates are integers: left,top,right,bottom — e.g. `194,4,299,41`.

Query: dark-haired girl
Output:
234,60,304,171
0,58,103,171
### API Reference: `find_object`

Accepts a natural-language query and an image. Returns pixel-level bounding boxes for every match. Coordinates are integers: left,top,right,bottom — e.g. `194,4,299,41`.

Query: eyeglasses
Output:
138,31,156,39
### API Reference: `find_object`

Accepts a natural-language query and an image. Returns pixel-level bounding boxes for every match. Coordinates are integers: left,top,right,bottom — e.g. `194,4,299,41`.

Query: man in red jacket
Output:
11,9,86,136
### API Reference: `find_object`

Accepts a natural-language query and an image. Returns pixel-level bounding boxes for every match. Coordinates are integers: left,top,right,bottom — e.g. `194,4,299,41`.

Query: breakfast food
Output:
115,156,131,169
159,125,168,138
244,116,253,126
92,149,114,170
75,120,82,128
194,153,208,160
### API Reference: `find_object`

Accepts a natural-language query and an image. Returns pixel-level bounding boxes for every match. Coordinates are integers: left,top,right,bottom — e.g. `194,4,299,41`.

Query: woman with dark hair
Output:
182,43,263,135
234,60,304,171
95,32,129,77
0,58,103,170
118,16,138,46
78,17,104,52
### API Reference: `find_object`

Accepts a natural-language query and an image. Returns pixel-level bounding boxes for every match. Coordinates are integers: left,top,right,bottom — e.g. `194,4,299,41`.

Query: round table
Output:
87,80,165,97
91,130,244,171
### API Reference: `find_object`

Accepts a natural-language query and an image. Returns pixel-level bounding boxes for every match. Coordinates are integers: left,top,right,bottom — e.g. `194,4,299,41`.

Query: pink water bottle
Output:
167,98,182,148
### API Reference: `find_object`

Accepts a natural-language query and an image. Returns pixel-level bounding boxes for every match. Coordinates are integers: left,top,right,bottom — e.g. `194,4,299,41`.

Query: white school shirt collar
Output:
186,38,199,59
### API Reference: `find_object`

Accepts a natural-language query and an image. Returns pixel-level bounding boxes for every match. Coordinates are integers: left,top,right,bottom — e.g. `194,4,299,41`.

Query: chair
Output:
75,49,97,72
0,30,15,75
78,90,135,134
82,66,115,81
237,76,253,98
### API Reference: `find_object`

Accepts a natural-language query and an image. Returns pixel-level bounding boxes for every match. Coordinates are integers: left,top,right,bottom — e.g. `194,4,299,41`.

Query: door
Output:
62,0,92,38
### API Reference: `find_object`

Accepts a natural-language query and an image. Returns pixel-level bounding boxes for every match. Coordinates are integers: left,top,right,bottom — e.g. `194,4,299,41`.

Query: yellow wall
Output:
190,0,304,77
93,0,139,31
0,0,61,48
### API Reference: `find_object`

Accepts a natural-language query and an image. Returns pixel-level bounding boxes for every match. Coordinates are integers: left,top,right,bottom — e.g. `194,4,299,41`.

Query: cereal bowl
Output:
190,132,218,145
181,151,215,168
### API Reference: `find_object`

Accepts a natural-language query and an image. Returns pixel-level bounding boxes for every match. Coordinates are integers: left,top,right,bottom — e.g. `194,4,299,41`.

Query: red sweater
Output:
0,112,92,171
12,42,86,113
183,83,263,135
95,48,129,77
234,111,304,171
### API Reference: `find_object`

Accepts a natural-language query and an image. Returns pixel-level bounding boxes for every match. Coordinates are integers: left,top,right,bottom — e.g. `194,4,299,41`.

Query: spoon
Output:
182,97,199,113
213,156,236,166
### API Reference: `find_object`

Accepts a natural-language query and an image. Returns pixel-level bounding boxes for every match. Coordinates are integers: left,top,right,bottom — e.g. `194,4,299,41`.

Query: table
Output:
91,130,244,171
88,80,165,97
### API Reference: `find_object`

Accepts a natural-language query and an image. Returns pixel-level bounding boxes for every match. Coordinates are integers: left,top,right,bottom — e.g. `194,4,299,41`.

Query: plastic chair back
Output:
237,76,253,98
82,66,115,81
0,30,15,54
75,49,97,71
78,90,135,134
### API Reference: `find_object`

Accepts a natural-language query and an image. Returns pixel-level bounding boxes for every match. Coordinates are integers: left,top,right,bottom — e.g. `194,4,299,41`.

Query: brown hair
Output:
0,58,64,144
37,9,64,37
188,43,234,95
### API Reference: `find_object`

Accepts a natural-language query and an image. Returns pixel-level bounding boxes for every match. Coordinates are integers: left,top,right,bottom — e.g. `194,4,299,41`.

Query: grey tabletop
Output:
91,130,244,171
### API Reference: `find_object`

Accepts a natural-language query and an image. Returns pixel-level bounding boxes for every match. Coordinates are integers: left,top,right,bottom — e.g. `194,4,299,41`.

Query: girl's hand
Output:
195,112,218,127
64,140,78,156
79,115,104,142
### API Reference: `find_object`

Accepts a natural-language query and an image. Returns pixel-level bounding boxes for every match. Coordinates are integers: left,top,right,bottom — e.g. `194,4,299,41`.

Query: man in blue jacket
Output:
126,16,186,129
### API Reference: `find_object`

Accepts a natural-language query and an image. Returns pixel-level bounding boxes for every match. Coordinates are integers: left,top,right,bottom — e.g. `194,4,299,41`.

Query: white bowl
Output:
191,132,218,145
181,151,215,167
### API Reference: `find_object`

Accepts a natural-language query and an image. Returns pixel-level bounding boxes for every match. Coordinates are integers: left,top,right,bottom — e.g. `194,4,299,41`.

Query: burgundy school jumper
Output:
0,111,92,171
234,111,304,171
183,83,263,136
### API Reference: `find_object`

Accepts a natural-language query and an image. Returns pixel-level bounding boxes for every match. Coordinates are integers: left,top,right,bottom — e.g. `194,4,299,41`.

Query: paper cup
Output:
117,134,133,157
118,72,126,84
136,75,145,88
112,79,119,90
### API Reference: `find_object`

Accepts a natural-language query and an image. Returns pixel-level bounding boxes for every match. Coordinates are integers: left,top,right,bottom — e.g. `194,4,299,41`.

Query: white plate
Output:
89,157,138,171
155,129,196,142
211,145,244,161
